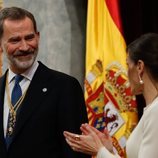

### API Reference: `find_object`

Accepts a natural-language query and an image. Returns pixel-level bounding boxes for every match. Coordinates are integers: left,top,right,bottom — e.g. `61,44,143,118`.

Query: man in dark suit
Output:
0,7,90,158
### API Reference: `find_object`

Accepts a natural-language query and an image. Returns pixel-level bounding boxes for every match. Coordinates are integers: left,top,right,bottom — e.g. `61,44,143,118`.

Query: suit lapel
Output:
0,72,8,152
11,63,52,144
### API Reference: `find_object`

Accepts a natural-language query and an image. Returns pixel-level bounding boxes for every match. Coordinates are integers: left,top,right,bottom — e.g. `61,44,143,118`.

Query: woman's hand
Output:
63,125,104,156
81,124,113,154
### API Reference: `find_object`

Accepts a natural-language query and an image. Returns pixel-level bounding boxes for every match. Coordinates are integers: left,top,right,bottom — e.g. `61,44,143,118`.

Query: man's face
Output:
0,17,39,73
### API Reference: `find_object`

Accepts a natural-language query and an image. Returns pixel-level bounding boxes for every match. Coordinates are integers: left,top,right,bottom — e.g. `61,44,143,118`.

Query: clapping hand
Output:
63,123,113,156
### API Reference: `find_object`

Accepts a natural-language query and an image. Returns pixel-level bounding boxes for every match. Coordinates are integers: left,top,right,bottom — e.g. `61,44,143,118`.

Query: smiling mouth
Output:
14,51,34,57
17,53,32,57
14,53,35,62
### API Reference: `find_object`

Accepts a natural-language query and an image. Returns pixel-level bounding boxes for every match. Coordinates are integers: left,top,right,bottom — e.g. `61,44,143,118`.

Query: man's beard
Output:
7,49,38,71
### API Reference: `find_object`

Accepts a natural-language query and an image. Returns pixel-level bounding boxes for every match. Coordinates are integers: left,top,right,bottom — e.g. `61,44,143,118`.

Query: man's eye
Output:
9,38,20,44
25,35,35,40
10,40,20,44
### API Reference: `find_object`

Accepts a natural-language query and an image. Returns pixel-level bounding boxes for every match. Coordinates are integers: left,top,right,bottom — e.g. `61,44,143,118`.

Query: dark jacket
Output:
0,62,90,158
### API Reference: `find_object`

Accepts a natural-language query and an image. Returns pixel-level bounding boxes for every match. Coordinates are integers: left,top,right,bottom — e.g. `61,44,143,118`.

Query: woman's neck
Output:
143,81,158,106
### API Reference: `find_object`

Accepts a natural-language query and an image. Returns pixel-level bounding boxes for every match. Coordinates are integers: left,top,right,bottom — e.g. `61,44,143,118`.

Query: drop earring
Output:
138,75,144,84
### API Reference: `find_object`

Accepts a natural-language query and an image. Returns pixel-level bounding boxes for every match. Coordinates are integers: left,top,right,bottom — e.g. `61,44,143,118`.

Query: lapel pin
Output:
42,88,47,92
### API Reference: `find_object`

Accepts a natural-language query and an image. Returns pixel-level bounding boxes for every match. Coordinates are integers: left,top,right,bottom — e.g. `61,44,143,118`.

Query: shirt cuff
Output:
97,147,121,158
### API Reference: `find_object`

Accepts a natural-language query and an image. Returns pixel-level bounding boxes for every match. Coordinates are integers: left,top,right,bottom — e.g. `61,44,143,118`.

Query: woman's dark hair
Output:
0,6,37,39
127,33,158,81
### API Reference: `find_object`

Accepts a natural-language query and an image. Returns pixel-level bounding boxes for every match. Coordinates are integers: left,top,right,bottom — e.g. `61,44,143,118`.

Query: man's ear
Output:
0,47,3,54
36,31,40,43
0,40,3,53
37,31,40,36
36,31,40,38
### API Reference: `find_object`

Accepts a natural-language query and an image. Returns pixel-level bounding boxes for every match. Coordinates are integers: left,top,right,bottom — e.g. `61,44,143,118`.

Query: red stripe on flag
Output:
105,0,123,34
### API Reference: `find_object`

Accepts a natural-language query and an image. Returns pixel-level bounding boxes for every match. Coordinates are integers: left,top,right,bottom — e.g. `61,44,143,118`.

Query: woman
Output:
63,33,158,158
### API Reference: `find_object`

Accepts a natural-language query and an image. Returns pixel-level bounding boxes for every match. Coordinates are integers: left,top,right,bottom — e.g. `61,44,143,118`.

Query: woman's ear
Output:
137,60,144,75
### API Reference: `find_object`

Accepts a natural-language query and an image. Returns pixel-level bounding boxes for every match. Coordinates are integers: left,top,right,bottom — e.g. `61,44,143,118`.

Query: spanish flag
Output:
84,0,138,157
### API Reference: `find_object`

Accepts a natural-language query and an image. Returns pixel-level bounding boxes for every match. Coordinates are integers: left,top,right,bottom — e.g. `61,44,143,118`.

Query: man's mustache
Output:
13,50,34,56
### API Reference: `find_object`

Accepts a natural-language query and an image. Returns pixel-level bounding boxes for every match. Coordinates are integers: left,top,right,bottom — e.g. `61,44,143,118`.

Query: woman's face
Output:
126,55,143,95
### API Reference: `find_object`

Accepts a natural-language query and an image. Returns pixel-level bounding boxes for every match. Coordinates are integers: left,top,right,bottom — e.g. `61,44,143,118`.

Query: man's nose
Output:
19,40,29,51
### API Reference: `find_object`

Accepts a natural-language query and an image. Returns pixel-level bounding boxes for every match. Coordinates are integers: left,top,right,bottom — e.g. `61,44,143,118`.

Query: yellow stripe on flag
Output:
85,0,138,157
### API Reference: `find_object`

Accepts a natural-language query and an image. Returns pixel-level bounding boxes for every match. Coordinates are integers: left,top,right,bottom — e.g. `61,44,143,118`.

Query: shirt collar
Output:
8,61,39,83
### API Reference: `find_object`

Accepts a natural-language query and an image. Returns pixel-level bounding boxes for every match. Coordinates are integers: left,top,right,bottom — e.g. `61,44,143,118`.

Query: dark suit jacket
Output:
0,62,90,158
